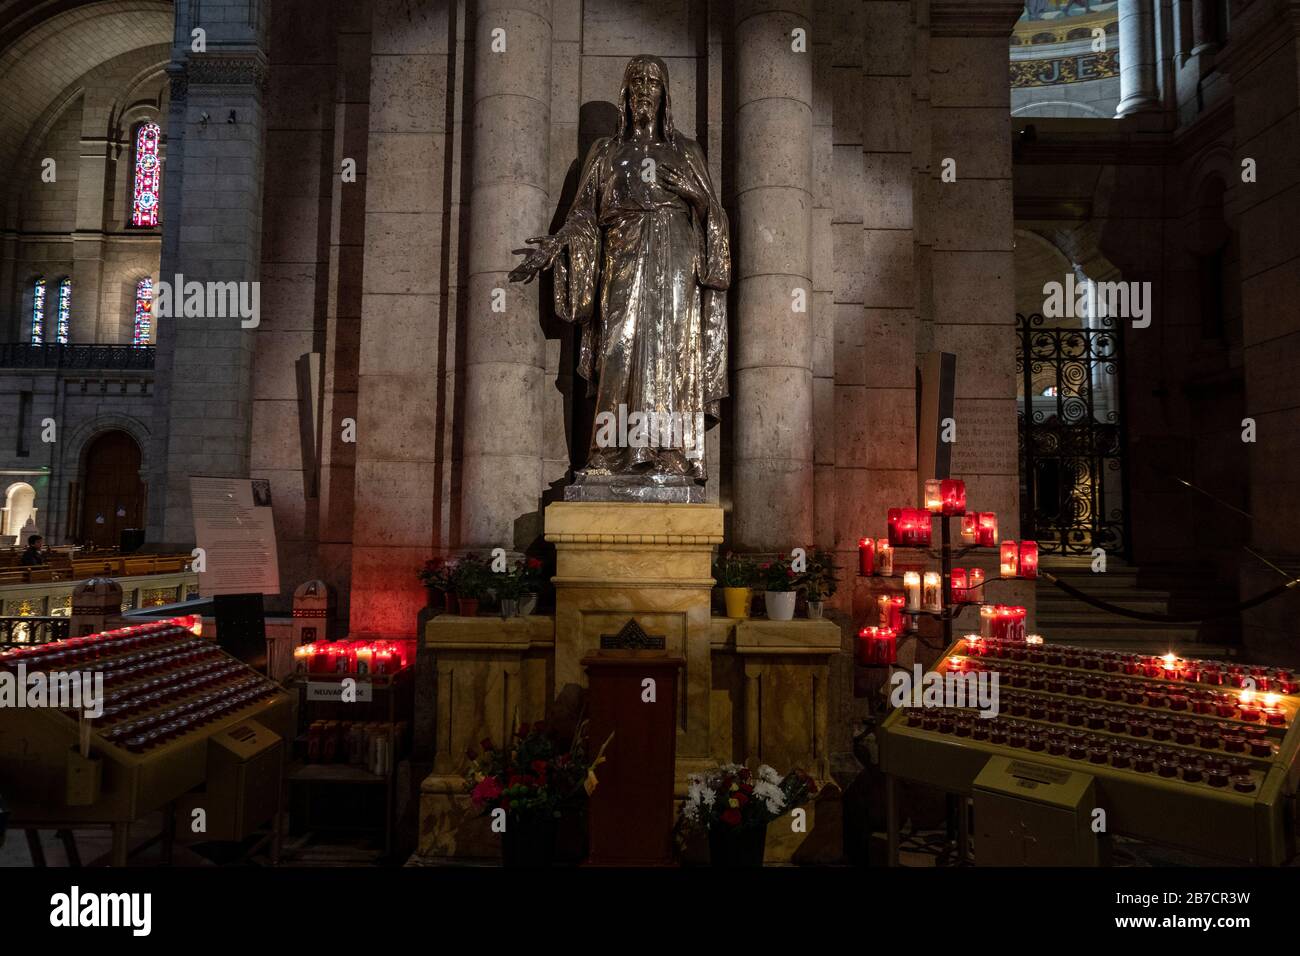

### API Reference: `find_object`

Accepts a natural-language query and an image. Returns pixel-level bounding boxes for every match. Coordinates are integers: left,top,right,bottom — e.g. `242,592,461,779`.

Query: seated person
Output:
19,534,46,567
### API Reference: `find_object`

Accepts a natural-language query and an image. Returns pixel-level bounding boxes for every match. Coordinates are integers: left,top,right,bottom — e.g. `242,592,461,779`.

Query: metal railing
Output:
0,343,155,370
0,615,70,647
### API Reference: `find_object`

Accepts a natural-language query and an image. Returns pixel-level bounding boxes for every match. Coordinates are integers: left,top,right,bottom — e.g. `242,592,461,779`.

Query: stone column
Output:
460,0,552,550
1190,0,1219,54
732,0,815,552
150,0,269,546
1221,0,1300,665
1117,0,1161,115
72,137,109,343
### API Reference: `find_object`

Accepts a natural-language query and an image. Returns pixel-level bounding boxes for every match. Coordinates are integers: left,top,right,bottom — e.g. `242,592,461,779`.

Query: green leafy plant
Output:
758,555,800,592
451,552,490,599
802,548,840,602
714,552,757,588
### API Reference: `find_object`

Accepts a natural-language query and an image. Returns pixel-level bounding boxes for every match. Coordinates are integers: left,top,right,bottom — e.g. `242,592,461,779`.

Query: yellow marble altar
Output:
417,502,845,863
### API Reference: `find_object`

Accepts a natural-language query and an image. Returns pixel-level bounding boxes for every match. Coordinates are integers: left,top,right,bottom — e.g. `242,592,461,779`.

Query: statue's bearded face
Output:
627,65,664,126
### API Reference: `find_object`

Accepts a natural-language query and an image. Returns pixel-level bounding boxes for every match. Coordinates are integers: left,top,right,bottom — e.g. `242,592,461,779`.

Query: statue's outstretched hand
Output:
509,234,565,283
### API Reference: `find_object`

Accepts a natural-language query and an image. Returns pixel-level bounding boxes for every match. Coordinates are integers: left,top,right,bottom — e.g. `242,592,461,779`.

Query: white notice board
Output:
189,476,281,596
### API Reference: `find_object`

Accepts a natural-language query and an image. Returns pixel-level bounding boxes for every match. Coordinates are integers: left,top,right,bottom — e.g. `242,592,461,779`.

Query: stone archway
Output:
3,481,38,542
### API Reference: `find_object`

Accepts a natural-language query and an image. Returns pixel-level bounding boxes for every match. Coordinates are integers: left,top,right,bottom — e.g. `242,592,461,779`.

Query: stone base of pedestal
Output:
417,774,499,861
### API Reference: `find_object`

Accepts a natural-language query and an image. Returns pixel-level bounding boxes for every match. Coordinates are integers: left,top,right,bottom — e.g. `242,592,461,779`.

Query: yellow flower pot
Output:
723,587,753,620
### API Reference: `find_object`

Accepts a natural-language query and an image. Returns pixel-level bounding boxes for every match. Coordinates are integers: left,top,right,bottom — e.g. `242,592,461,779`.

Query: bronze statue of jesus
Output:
510,55,730,496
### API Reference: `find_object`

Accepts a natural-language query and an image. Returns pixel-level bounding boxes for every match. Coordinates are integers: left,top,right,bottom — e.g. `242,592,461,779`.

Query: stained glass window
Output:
131,121,162,227
133,277,153,345
56,277,72,344
30,278,46,344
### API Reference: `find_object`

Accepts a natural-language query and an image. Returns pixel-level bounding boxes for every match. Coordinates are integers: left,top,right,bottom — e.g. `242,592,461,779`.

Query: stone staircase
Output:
1034,557,1241,659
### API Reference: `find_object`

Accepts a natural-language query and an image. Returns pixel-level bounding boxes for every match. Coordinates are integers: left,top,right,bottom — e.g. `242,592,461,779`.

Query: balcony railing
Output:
0,343,155,370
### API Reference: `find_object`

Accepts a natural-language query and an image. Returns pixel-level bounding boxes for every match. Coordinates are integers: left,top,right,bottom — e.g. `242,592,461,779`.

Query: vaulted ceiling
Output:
0,0,173,187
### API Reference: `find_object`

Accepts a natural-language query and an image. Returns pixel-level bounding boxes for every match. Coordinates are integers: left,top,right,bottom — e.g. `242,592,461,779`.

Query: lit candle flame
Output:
1263,693,1279,708
1240,688,1256,705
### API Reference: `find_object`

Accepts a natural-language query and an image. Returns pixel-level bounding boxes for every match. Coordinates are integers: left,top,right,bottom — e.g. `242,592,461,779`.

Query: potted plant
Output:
759,555,800,621
714,552,757,619
418,557,453,610
677,763,818,866
802,548,839,619
517,556,545,616
452,553,488,617
465,720,611,867
493,562,525,618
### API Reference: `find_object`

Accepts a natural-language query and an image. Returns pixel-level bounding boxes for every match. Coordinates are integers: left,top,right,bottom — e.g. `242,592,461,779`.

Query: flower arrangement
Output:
802,548,840,602
758,555,800,592
713,552,757,588
679,763,817,835
418,556,454,591
465,720,612,824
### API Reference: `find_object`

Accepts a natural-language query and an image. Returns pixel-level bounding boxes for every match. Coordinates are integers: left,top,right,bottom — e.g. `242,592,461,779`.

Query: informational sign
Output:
189,476,280,596
306,681,373,703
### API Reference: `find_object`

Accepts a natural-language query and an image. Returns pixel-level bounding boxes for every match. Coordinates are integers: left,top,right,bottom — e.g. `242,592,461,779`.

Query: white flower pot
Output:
764,590,797,621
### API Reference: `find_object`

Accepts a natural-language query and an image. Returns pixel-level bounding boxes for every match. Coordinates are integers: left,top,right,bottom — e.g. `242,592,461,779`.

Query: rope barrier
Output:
1041,570,1300,623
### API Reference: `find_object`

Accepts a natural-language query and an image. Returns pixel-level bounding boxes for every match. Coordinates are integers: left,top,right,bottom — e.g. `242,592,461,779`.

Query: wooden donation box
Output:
583,622,682,866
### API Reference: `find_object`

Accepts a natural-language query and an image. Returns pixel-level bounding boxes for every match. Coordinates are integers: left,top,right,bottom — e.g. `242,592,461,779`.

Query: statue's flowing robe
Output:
552,134,730,478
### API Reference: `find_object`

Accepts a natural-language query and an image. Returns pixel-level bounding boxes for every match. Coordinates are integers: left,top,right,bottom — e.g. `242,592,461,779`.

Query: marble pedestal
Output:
545,501,723,779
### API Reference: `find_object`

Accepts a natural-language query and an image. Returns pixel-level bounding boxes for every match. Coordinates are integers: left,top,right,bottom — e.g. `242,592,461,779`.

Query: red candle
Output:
977,512,998,548
858,537,875,575
874,627,897,665
940,479,966,516
960,513,978,543
968,567,986,603
1019,540,1039,579
887,508,904,547
950,568,968,603
1000,540,1019,577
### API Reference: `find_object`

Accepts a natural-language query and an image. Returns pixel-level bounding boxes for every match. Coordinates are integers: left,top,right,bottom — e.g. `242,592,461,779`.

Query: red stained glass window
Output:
131,122,162,227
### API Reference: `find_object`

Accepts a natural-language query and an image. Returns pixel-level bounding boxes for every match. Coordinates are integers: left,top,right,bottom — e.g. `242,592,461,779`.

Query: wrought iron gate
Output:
1016,312,1127,556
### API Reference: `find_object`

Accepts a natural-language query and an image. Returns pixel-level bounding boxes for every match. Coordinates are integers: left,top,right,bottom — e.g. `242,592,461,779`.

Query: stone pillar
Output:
812,0,836,551
72,137,110,343
929,1,1031,614
350,0,454,632
1221,0,1300,665
150,0,269,546
1117,0,1161,115
1190,0,1219,54
460,0,552,550
732,0,815,552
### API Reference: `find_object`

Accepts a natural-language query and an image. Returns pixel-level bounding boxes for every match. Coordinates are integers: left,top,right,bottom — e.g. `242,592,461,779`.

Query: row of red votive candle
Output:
998,540,1039,579
961,637,1298,695
293,640,411,675
922,478,967,515
951,654,1290,727
976,682,1280,753
0,619,203,671
886,509,933,548
903,709,1260,792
